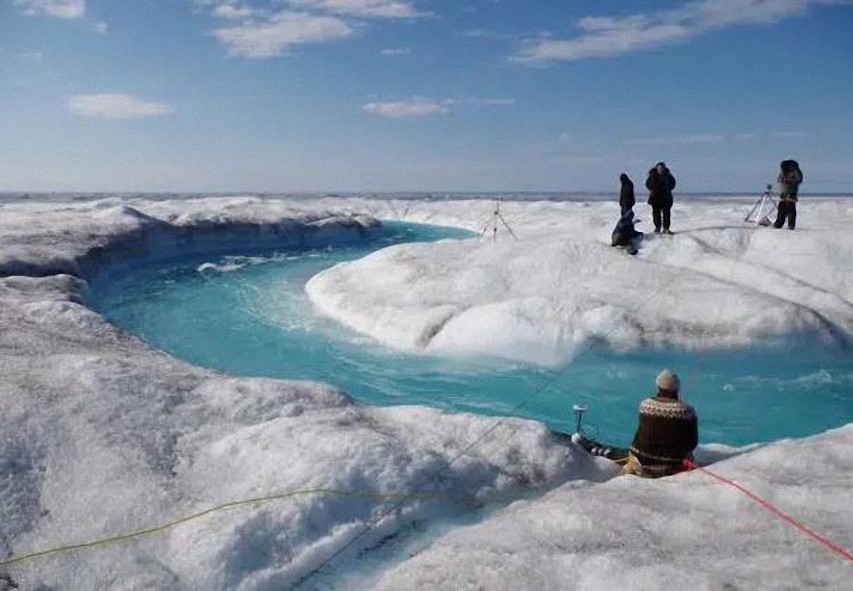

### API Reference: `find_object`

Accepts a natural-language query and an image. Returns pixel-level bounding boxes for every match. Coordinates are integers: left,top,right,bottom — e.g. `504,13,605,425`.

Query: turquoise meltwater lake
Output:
87,221,853,447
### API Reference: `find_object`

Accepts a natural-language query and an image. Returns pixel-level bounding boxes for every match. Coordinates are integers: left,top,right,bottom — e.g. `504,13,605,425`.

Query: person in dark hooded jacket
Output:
645,162,676,234
774,159,803,230
619,173,635,217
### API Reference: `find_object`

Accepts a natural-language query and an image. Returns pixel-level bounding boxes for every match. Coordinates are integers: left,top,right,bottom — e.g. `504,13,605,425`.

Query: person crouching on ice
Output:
774,159,803,230
624,369,698,478
611,210,642,255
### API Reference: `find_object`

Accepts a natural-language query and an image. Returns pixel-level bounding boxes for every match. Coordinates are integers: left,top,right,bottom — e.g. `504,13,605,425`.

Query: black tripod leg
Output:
496,212,519,240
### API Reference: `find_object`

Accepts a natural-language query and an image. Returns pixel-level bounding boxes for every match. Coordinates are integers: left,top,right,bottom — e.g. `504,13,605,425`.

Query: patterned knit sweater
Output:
630,395,698,466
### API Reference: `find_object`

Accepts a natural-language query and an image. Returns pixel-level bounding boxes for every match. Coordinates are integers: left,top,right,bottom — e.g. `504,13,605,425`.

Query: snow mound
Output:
307,199,853,366
0,196,380,279
374,425,853,591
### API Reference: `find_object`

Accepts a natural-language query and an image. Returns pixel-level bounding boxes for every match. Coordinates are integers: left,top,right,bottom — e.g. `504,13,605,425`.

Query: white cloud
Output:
628,133,726,145
676,130,808,142
380,47,412,56
17,51,45,62
14,0,85,19
363,97,454,118
511,0,844,66
92,21,108,35
362,96,514,118
468,98,515,107
68,93,174,120
197,1,427,58
287,0,427,19
462,29,520,40
212,2,259,19
213,11,354,58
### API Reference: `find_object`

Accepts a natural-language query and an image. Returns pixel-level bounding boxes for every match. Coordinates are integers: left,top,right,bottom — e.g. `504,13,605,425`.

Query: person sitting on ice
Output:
619,173,635,217
624,369,698,478
774,159,803,230
611,209,643,255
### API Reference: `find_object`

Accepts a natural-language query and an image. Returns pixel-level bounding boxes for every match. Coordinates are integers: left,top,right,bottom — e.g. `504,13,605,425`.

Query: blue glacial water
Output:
87,222,853,447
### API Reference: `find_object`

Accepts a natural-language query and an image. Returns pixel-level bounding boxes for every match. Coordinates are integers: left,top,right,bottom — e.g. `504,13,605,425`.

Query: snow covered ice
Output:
372,425,853,591
307,197,853,366
0,194,851,590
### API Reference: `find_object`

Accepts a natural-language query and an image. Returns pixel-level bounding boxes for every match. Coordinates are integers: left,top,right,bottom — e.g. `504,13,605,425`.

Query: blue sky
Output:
1,0,851,192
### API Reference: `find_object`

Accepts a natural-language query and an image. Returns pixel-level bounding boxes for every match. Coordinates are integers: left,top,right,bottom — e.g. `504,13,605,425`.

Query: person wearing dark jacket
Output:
619,173,635,217
774,159,803,230
611,210,643,255
624,369,698,478
645,162,676,234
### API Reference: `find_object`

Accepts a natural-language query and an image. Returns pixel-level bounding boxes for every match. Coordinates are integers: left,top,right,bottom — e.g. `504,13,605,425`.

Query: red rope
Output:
682,459,853,562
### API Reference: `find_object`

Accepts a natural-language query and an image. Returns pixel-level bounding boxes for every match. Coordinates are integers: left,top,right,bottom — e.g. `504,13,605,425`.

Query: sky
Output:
1,0,851,193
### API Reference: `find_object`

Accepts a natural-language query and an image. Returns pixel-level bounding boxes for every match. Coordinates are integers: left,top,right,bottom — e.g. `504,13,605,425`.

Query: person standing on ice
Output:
619,173,635,217
624,369,698,478
774,159,803,230
645,162,676,234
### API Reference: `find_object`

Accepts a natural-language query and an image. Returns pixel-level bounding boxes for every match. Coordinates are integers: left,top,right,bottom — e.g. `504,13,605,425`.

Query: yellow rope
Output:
0,487,506,568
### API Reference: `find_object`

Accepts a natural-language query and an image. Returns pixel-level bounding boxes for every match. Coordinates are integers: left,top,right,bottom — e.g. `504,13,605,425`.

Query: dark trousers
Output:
774,200,797,229
652,206,671,231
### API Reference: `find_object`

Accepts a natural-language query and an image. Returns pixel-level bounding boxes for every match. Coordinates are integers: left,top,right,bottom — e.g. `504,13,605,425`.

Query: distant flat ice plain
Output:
0,194,850,590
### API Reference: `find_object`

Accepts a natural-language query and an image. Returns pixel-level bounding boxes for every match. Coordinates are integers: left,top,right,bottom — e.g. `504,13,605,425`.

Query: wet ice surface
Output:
0,194,851,590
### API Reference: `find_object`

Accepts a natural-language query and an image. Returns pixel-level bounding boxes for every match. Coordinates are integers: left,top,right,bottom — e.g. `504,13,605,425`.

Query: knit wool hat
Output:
655,369,680,393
